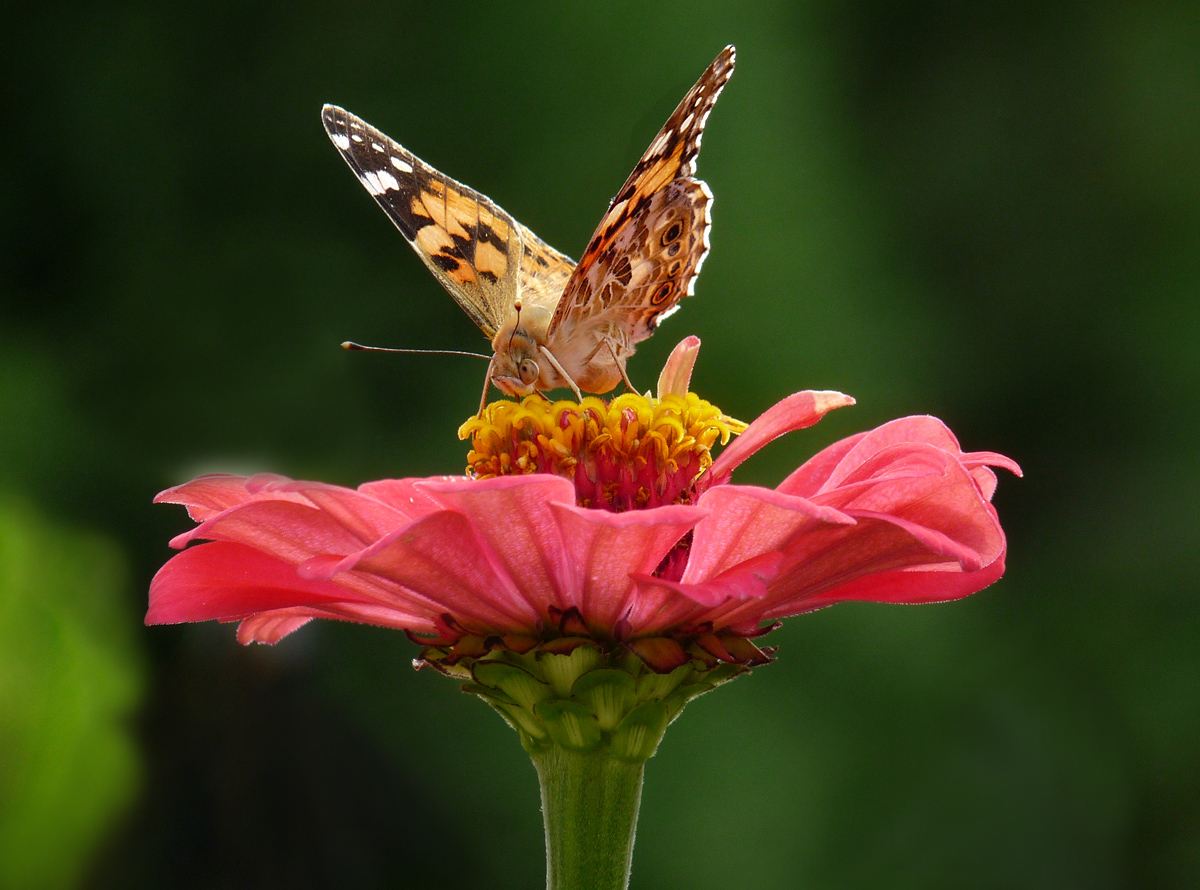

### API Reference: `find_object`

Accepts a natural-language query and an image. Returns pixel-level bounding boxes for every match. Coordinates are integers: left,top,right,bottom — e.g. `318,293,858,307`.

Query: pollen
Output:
460,392,746,511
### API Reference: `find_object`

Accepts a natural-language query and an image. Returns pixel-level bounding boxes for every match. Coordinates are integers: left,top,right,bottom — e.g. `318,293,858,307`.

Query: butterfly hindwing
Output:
516,223,577,313
547,46,735,358
546,179,712,392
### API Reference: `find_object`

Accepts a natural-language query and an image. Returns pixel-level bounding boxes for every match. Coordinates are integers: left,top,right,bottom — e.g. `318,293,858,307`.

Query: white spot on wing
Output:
390,156,413,173
360,171,384,195
332,133,351,150
351,133,364,143
376,169,400,191
371,142,385,153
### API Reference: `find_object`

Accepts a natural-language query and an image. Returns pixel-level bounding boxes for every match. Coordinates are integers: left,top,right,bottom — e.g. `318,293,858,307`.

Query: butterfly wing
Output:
322,105,573,339
546,46,734,386
517,223,577,312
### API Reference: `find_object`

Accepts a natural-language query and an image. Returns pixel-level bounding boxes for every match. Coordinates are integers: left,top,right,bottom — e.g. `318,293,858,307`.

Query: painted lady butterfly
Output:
323,46,734,408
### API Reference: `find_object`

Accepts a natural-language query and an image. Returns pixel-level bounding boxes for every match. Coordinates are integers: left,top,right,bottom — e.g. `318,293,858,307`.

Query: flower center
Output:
460,392,745,511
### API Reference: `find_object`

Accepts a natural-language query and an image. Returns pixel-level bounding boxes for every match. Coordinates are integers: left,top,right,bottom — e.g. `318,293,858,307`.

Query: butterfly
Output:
322,45,734,410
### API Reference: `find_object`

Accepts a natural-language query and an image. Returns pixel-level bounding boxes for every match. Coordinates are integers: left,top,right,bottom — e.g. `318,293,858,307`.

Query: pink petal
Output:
707,390,855,486
780,415,1021,497
233,599,447,644
705,449,1007,626
549,502,707,632
775,432,868,498
683,485,854,581
155,473,306,522
766,549,1008,614
657,336,702,398
266,480,412,541
961,450,1023,478
971,465,999,500
160,476,414,554
332,510,541,632
416,475,578,615
358,476,465,521
147,541,375,625
817,445,1005,567
707,517,954,627
842,509,984,571
169,500,375,561
635,551,784,609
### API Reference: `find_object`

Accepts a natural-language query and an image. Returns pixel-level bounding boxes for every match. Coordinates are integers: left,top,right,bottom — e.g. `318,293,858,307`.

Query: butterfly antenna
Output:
341,341,492,359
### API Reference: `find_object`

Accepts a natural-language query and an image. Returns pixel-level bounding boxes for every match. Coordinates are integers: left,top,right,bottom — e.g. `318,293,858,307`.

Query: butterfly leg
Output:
538,346,583,401
603,338,638,393
477,356,496,417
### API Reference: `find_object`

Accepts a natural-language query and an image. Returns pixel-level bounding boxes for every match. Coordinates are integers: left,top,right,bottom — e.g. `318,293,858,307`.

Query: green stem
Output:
531,746,645,890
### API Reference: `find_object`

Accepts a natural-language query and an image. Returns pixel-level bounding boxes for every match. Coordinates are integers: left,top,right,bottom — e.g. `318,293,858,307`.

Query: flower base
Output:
416,632,766,758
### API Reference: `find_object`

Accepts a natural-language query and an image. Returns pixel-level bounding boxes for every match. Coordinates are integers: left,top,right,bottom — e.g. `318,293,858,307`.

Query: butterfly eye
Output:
518,359,540,385
661,221,683,246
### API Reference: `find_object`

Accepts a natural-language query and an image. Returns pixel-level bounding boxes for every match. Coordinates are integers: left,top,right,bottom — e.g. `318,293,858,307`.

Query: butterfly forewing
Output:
547,45,735,357
323,104,529,338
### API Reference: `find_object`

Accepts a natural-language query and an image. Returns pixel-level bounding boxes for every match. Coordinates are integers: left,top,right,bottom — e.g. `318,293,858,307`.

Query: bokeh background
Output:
2,1,1197,887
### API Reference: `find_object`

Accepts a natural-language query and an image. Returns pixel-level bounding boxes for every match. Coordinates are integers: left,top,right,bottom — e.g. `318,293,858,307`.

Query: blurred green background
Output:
2,1,1197,887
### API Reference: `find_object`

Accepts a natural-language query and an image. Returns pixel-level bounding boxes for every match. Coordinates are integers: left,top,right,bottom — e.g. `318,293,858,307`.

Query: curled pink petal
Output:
706,390,855,487
155,473,307,522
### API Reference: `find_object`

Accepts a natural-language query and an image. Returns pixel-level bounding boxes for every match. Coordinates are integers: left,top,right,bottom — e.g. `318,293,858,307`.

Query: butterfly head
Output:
490,346,541,397
490,299,552,396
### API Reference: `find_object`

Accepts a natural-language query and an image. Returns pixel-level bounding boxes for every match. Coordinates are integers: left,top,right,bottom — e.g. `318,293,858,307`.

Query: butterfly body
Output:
323,46,734,403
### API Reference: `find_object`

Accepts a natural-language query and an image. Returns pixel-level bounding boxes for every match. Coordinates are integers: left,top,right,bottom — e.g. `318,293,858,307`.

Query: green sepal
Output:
439,634,761,763
571,668,637,731
472,660,553,711
610,700,670,762
460,681,517,706
635,660,695,701
538,643,602,696
535,700,603,751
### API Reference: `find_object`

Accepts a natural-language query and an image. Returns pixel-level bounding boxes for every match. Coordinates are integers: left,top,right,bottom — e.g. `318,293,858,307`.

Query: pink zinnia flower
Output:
149,337,1020,673
148,335,1020,886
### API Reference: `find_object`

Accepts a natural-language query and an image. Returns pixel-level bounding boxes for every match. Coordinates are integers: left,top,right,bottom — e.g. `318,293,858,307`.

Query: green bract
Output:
419,638,758,762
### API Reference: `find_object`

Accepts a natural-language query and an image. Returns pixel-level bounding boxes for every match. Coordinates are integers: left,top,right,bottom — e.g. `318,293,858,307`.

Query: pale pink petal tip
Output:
237,613,313,645
964,450,1023,477
657,336,702,398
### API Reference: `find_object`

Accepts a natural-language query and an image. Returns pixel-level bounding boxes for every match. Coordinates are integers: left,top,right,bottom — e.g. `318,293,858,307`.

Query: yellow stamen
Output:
459,392,746,510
